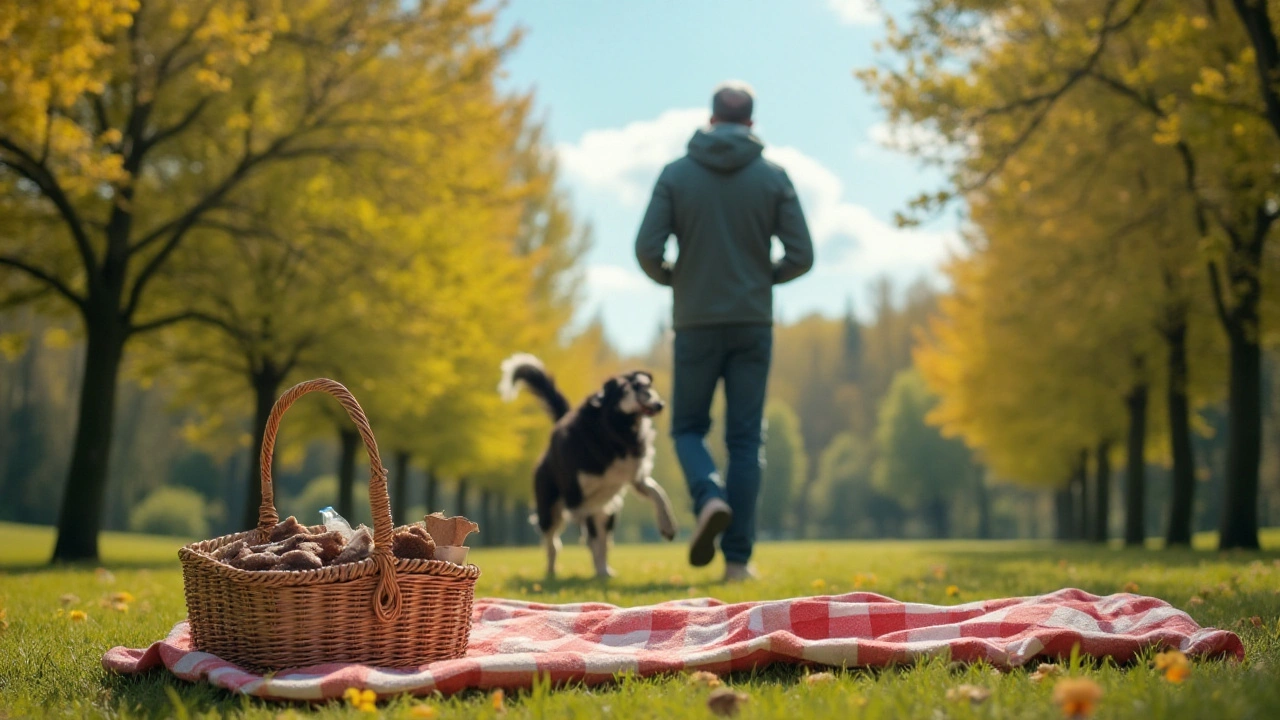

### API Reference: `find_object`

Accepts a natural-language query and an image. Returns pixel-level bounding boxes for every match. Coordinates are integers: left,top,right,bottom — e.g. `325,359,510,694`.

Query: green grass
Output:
1,522,1279,719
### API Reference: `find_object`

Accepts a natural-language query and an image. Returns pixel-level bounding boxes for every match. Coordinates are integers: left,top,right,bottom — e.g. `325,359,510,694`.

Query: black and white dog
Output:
499,354,678,578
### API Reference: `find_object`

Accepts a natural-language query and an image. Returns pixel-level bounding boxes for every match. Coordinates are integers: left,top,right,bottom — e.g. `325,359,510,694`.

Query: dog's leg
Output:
541,503,565,579
585,513,615,579
632,476,678,541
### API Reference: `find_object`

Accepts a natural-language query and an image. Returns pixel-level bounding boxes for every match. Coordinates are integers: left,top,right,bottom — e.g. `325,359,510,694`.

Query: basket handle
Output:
258,378,402,622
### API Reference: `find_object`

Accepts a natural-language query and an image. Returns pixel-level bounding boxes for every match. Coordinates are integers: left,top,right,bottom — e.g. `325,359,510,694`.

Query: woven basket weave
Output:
179,378,480,670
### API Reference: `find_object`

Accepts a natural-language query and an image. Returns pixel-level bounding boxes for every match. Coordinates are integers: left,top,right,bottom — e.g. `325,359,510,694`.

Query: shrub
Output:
128,486,211,538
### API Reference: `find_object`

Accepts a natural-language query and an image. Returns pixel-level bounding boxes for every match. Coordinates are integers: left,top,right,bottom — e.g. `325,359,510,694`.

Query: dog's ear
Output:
589,377,622,408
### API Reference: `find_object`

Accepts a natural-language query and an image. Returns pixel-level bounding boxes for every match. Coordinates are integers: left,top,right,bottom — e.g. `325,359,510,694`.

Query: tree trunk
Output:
479,489,493,549
1165,320,1197,547
393,450,411,525
1219,322,1262,549
336,428,359,522
242,368,284,531
455,477,469,521
1074,448,1090,540
1124,382,1148,547
975,465,991,540
511,498,529,546
1054,485,1075,541
928,496,949,539
1093,441,1111,543
424,466,438,513
51,316,126,562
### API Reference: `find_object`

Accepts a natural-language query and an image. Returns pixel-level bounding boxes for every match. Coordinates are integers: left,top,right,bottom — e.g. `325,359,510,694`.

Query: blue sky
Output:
495,0,959,354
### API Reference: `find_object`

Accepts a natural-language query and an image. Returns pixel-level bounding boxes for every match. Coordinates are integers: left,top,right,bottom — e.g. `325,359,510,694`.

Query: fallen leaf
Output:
94,568,115,584
688,670,722,688
1053,677,1103,718
946,585,960,597
1155,649,1191,684
707,687,749,717
1187,596,1204,607
1121,582,1140,593
59,594,80,607
1029,663,1064,683
805,672,836,686
491,688,505,714
945,684,991,704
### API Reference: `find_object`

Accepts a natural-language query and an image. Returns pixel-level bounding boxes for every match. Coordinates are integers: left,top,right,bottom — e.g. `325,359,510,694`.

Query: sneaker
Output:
723,562,758,583
689,498,732,567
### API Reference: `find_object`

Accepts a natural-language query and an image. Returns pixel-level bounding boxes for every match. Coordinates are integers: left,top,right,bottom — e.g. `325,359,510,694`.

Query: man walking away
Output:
634,81,813,581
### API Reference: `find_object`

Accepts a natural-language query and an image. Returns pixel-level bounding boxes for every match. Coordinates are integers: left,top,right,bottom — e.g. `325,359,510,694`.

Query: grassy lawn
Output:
1,521,1278,719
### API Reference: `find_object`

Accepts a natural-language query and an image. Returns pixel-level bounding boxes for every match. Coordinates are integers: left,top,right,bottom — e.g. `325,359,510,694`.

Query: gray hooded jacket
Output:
635,123,813,330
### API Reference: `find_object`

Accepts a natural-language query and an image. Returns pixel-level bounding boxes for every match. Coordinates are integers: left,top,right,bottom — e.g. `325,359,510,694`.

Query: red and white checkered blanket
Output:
103,589,1242,701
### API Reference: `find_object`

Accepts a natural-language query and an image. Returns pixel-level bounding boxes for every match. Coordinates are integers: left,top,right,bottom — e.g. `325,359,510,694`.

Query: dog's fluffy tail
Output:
499,353,571,421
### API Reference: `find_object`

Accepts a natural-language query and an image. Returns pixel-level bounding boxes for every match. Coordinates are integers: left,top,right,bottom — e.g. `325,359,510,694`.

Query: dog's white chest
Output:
575,456,641,517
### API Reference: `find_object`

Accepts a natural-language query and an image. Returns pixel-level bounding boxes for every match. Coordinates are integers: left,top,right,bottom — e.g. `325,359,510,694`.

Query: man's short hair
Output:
712,81,755,124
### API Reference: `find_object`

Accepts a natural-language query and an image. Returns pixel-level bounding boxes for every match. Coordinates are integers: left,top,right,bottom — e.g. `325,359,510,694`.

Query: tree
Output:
861,0,1279,549
873,369,972,538
0,0,545,560
757,402,807,538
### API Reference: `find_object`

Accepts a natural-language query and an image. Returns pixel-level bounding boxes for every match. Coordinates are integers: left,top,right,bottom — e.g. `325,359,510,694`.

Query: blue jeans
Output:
671,325,772,564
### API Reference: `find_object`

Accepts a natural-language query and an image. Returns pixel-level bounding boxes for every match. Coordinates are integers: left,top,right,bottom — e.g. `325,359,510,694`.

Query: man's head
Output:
711,81,754,127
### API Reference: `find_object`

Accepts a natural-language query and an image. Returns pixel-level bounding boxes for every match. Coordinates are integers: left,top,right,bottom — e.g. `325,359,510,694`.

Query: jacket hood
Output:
687,124,764,172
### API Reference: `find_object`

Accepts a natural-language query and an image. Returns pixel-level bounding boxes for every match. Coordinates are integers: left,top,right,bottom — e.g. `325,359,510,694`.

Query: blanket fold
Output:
103,588,1243,701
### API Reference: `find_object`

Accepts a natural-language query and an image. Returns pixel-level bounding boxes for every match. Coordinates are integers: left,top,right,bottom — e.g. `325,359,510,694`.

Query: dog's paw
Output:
661,526,677,542
595,567,617,580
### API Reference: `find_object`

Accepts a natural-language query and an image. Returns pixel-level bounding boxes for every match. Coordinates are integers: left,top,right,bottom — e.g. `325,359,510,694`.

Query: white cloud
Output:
585,264,665,296
826,0,880,26
556,108,706,207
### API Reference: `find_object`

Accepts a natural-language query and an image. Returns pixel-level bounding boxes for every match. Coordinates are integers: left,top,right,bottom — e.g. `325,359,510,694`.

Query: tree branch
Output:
1206,260,1232,328
961,0,1152,192
0,255,86,309
0,138,97,273
141,96,214,153
129,308,240,336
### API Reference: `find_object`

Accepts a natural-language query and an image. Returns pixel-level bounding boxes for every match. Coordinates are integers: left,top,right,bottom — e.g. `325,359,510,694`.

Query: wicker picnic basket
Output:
178,378,481,670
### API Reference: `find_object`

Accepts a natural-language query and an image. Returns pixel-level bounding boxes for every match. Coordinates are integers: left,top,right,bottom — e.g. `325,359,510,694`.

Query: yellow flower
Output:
408,705,439,719
111,591,136,604
112,601,129,613
69,610,87,622
811,578,827,590
1053,677,1103,718
946,585,960,597
342,688,376,712
491,688,505,714
689,670,722,688
1155,649,1191,683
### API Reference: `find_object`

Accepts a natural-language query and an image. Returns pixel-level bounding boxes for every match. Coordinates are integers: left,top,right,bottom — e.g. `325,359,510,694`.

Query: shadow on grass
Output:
0,557,183,575
501,573,704,596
